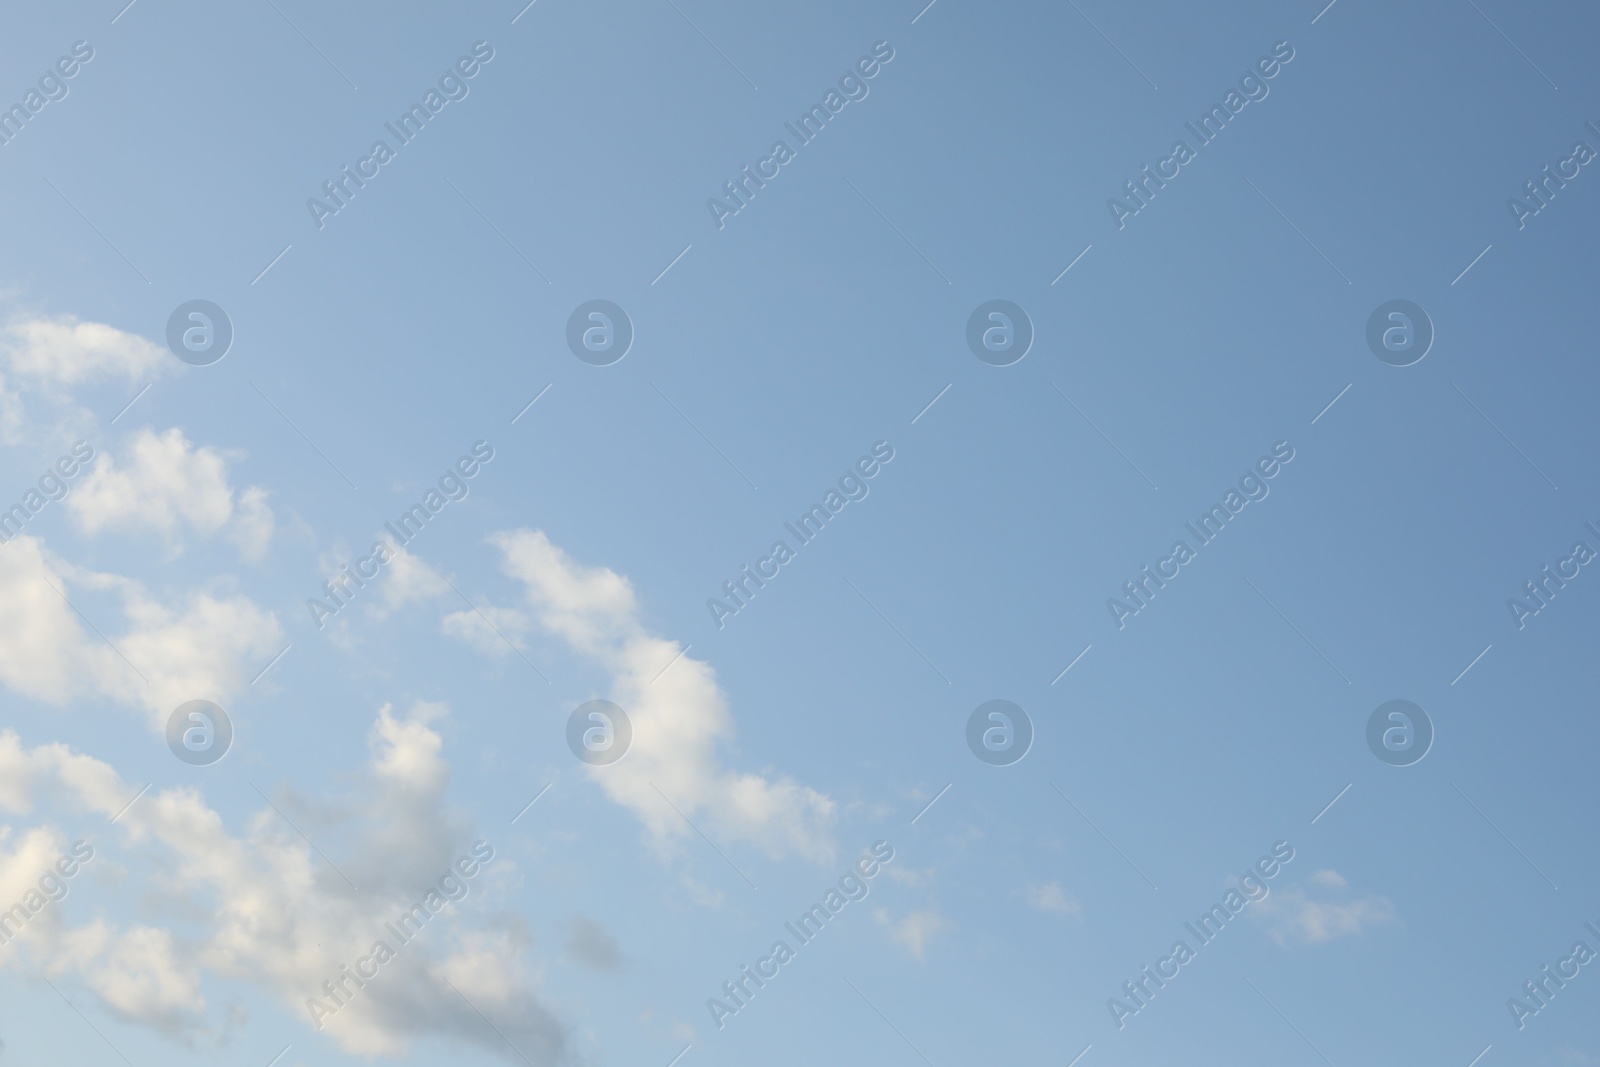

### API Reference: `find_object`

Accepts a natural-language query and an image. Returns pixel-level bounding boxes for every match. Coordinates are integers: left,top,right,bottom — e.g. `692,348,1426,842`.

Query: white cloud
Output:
0,315,169,445
0,534,281,728
370,546,451,617
449,529,837,866
67,428,275,560
873,907,949,960
0,704,570,1059
1025,882,1081,917
2,315,167,390
1260,871,1396,945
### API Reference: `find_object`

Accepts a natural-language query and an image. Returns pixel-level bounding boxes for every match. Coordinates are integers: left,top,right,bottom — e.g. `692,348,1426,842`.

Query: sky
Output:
0,0,1597,1065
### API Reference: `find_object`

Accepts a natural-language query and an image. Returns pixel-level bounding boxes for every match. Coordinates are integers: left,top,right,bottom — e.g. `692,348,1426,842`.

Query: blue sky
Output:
0,0,1597,1065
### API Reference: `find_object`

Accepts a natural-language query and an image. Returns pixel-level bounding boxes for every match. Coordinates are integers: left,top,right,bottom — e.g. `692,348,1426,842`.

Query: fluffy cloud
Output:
2,316,167,389
370,546,451,617
0,704,570,1060
1259,870,1396,945
0,315,168,444
448,529,836,866
67,428,275,560
0,534,281,728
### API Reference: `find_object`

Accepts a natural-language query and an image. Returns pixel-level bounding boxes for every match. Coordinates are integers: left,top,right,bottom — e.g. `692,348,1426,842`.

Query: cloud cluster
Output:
68,427,275,560
0,704,569,1060
447,528,837,866
0,534,280,729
